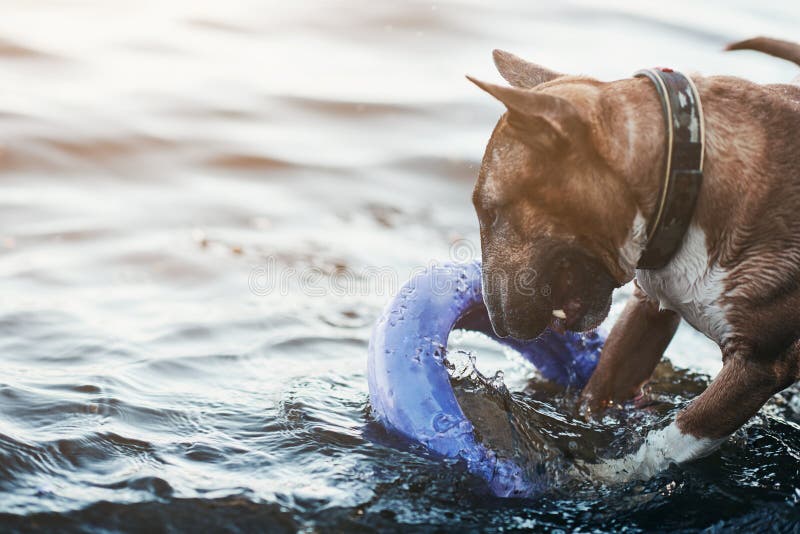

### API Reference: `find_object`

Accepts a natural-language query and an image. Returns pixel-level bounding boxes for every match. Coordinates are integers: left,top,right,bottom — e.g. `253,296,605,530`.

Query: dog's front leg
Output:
579,283,680,415
595,343,799,481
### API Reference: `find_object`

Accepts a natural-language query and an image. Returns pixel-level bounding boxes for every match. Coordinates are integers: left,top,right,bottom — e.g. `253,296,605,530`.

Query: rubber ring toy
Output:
367,261,604,497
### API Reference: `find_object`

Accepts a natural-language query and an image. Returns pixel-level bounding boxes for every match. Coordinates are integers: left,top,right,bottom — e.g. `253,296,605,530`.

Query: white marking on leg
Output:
591,421,727,482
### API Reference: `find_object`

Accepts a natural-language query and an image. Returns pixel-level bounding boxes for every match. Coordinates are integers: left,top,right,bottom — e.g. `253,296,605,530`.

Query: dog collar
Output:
634,67,705,270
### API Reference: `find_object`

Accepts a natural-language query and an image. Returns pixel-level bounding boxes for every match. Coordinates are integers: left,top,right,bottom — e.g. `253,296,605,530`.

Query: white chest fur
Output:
635,224,731,345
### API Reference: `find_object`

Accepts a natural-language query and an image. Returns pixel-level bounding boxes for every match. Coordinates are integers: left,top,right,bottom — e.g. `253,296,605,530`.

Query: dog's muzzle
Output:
482,239,617,340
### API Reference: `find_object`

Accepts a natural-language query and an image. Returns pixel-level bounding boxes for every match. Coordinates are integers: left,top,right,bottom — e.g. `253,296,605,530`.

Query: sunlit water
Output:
0,0,799,531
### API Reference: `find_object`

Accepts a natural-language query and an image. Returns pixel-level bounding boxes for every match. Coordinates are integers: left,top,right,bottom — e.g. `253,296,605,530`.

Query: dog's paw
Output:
579,424,682,484
581,422,727,484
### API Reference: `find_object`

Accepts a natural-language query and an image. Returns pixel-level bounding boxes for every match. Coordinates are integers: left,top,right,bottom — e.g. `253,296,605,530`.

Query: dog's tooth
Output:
552,309,567,319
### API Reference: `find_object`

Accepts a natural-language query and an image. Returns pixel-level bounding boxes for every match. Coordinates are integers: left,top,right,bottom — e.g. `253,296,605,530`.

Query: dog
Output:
468,36,800,479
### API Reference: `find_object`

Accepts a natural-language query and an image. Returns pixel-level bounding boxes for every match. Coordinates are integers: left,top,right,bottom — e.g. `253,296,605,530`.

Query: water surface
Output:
1,0,799,531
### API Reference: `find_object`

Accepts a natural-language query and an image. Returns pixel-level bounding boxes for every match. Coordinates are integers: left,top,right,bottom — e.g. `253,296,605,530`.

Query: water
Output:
0,0,799,531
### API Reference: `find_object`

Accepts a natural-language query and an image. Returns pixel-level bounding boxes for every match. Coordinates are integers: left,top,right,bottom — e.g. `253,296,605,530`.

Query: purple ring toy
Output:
367,261,604,497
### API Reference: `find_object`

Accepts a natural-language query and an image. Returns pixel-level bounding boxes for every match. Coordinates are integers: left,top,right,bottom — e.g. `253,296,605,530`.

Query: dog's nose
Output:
482,293,509,337
493,324,509,338
481,271,509,337
490,316,509,338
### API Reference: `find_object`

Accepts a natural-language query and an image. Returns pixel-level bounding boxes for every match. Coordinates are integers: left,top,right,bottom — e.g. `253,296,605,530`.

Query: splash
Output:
444,343,734,494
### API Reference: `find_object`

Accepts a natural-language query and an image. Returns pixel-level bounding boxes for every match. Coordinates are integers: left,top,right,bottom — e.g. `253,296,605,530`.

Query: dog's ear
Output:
467,76,582,149
492,50,561,88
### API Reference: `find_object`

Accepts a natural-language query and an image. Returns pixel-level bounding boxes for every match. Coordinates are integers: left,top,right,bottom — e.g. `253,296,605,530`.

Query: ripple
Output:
185,18,257,35
278,95,420,118
382,155,480,182
204,153,296,171
0,497,300,533
0,37,52,59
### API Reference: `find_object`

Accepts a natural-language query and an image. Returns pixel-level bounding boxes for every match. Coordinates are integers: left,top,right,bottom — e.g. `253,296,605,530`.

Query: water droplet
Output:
433,413,458,433
490,370,505,389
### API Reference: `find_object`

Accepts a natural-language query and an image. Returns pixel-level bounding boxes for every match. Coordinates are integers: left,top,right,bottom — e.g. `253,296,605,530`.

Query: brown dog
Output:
469,37,800,478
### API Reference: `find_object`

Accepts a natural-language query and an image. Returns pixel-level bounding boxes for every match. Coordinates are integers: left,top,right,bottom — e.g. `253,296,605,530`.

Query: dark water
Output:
1,0,799,531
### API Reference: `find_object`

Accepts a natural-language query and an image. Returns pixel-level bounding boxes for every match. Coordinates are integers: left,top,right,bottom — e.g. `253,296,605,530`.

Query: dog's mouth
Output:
547,294,610,334
482,241,617,340
548,300,583,334
546,258,603,333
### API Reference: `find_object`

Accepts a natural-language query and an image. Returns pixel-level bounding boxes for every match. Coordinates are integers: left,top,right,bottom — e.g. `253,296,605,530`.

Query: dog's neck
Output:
599,77,680,227
598,76,726,267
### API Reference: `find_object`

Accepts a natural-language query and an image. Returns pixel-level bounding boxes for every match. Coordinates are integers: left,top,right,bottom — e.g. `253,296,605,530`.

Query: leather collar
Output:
634,67,705,270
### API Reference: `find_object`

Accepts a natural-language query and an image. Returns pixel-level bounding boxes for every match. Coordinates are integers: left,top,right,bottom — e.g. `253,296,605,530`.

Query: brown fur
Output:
470,37,800,444
579,282,680,416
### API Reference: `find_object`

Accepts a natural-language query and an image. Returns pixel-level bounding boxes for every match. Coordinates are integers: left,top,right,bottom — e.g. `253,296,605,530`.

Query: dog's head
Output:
470,51,647,340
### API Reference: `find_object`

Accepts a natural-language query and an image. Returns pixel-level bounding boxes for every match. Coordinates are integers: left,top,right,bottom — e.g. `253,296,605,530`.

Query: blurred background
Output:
0,0,798,531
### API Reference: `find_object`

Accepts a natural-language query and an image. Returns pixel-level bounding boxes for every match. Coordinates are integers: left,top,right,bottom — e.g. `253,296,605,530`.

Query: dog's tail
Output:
726,36,800,68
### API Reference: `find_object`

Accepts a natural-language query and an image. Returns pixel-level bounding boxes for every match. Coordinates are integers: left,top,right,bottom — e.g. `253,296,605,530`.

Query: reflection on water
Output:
1,0,799,530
